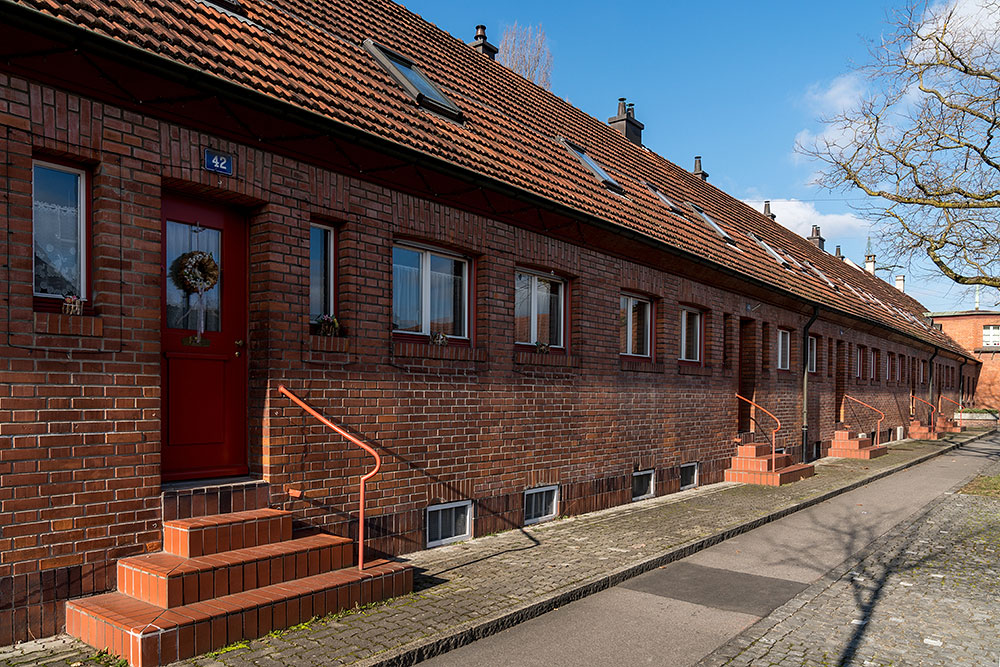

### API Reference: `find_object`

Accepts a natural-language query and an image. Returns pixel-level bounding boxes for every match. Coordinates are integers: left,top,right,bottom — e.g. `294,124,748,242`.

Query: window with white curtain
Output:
680,308,702,362
983,325,1000,347
620,294,651,357
807,335,817,373
515,271,564,347
777,329,791,370
33,161,87,299
392,245,468,337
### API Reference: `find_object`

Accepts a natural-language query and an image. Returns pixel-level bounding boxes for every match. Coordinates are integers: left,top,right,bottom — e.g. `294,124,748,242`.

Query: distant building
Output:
928,310,1000,408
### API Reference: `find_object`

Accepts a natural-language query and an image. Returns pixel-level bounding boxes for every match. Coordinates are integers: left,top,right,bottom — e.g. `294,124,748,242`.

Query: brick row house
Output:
0,0,979,659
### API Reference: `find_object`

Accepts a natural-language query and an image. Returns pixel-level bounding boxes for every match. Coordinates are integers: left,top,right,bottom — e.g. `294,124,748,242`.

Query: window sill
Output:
393,341,486,362
33,311,103,337
620,357,664,373
514,351,580,368
678,363,711,376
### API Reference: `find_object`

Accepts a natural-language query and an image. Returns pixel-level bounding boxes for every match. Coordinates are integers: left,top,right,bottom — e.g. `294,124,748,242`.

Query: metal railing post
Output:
843,394,885,446
735,393,782,471
278,385,381,571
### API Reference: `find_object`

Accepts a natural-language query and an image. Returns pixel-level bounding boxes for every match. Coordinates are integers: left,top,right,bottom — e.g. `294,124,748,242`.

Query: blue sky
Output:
402,0,979,312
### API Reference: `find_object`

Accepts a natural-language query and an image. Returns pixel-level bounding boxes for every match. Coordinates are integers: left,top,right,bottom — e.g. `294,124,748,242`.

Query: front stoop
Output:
724,443,815,486
935,416,965,434
824,429,888,460
908,420,940,440
65,508,413,667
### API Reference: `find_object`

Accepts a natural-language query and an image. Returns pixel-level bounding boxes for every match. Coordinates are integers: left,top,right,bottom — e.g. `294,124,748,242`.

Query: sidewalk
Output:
697,438,1000,667
0,429,993,667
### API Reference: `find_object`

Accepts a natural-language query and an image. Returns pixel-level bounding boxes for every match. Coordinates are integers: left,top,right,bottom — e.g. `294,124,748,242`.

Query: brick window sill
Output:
33,312,103,337
678,363,711,376
620,357,664,373
392,341,487,362
514,351,580,368
309,335,352,354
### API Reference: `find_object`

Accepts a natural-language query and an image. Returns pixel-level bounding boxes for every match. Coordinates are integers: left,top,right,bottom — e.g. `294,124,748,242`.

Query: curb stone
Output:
358,428,996,667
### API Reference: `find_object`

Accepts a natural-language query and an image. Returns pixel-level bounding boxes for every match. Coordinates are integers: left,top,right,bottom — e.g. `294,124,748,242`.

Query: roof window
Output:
364,39,463,121
803,260,837,290
748,232,790,268
562,140,624,194
688,203,737,247
646,183,685,215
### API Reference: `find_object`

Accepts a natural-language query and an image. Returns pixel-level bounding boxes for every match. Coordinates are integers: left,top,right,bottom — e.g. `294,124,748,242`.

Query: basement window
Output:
524,485,558,525
426,500,472,547
680,462,699,490
364,39,463,121
562,140,624,194
689,204,737,247
632,470,655,500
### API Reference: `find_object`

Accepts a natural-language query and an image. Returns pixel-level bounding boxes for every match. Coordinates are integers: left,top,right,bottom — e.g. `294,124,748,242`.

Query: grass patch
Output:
83,649,128,667
959,474,1000,497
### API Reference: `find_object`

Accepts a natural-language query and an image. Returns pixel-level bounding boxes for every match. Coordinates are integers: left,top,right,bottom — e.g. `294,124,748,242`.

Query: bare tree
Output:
498,22,553,90
802,1,1000,289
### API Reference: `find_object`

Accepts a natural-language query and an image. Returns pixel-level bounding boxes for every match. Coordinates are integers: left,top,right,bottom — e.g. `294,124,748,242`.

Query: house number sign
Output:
204,148,235,176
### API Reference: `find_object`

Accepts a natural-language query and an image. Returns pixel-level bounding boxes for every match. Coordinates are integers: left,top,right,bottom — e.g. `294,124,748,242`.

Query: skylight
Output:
748,232,789,268
646,183,684,214
363,39,463,121
689,203,737,246
562,140,624,194
803,260,837,290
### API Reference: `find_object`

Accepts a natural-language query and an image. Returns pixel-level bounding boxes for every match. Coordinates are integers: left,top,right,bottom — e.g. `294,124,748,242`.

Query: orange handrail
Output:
278,384,381,571
843,394,885,446
735,393,781,471
939,395,963,427
911,394,936,432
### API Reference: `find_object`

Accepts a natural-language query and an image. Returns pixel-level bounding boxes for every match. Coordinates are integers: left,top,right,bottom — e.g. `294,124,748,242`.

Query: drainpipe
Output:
927,346,939,424
801,306,819,462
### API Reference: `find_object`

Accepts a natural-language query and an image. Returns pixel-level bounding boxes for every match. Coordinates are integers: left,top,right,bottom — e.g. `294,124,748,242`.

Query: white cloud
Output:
744,199,868,240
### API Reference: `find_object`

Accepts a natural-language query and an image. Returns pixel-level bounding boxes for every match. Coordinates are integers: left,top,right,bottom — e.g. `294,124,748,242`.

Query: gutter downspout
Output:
958,357,967,425
927,346,939,424
802,306,820,462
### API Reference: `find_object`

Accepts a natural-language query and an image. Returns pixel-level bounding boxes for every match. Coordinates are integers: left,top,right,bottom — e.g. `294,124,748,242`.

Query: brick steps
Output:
935,417,965,434
823,428,886,460
908,420,940,440
164,508,292,558
67,508,413,666
118,533,354,607
67,559,411,667
724,463,815,486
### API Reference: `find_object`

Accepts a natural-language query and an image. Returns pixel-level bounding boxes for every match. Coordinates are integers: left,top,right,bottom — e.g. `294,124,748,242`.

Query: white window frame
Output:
392,243,469,339
620,294,652,358
984,325,1000,347
856,347,863,378
679,462,699,490
887,353,893,381
807,335,817,373
777,329,791,370
309,224,335,321
870,348,876,379
896,355,902,382
426,500,473,548
32,160,88,300
515,270,565,348
632,470,655,501
679,308,702,362
523,485,559,525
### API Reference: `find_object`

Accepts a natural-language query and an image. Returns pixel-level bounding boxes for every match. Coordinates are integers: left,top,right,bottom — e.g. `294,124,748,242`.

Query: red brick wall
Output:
934,313,999,408
0,74,974,644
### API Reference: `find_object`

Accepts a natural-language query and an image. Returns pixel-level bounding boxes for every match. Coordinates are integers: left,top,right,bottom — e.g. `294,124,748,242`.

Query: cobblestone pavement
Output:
0,430,991,667
698,445,1000,667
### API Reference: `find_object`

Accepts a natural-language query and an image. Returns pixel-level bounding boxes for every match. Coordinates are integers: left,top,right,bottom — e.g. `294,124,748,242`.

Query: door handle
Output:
235,339,245,346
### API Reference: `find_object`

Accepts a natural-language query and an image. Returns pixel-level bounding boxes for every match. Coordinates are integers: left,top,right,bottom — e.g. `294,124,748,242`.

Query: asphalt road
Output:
423,438,1000,667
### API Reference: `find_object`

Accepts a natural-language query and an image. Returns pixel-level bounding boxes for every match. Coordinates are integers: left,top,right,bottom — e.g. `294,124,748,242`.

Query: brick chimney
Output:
807,224,825,250
608,98,644,146
865,254,876,275
469,24,498,60
895,275,905,292
693,156,709,181
763,200,776,220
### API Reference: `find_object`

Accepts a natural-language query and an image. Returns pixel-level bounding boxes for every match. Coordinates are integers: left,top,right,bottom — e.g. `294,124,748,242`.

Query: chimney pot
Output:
608,97,644,146
693,156,709,181
895,275,905,292
763,200,776,220
469,24,499,59
835,245,843,259
806,224,825,251
865,253,876,275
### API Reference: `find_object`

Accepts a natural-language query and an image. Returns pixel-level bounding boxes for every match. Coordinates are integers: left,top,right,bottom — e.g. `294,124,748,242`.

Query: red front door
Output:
161,196,249,481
